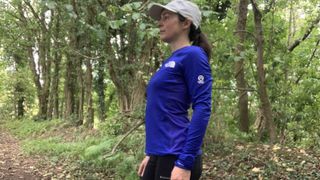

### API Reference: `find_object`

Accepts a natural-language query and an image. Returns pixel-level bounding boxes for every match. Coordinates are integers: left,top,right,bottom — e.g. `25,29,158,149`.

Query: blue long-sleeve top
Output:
145,45,213,170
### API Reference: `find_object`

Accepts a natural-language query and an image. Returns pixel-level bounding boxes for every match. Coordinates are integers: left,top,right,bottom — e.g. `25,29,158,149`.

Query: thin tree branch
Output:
213,87,257,92
138,0,151,12
73,50,102,60
288,12,320,52
263,0,275,14
103,119,144,158
295,39,320,84
234,30,256,39
4,10,24,22
23,0,48,32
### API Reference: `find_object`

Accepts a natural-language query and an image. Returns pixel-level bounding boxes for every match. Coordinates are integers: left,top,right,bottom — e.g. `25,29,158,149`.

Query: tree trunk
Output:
82,4,95,128
97,1,161,115
13,54,25,118
18,3,52,120
235,0,250,133
48,12,62,119
106,89,116,113
64,52,76,119
84,58,94,128
95,58,107,122
251,0,277,143
104,34,151,113
76,57,84,124
64,0,81,122
64,28,79,120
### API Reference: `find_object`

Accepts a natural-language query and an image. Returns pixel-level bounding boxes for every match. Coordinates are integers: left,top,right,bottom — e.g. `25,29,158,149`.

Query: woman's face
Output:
157,9,190,43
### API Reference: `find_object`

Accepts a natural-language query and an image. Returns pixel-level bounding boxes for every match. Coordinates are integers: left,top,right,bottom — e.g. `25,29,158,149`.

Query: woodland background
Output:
0,0,320,179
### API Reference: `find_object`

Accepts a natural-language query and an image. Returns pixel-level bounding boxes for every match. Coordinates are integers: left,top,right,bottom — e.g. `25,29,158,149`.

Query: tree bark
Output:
95,58,107,122
64,51,76,119
83,4,95,128
64,30,77,119
84,58,94,128
234,0,250,133
13,54,25,118
251,0,277,143
64,0,82,122
48,11,62,119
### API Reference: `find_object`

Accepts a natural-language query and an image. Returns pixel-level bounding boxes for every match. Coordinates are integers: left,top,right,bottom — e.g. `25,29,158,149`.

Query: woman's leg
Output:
190,155,202,180
153,154,202,180
141,156,158,180
154,155,176,180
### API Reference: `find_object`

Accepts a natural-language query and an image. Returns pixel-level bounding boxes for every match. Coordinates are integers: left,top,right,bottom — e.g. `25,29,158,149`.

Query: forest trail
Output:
0,127,47,179
1,120,320,179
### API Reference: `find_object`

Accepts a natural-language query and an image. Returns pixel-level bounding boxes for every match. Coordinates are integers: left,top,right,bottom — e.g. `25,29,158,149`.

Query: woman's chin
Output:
159,36,171,43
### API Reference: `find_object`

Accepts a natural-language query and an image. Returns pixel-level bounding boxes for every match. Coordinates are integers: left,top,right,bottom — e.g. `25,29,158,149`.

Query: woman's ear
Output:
182,19,192,30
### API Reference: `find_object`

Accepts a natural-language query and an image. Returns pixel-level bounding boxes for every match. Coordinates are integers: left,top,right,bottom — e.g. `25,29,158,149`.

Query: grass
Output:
2,118,67,139
2,118,146,179
3,118,320,179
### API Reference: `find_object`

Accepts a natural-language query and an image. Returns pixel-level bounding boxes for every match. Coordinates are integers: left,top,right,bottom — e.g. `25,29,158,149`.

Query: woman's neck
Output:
169,36,191,53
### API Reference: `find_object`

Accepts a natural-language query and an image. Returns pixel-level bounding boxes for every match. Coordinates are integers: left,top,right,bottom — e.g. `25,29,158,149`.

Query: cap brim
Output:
147,3,177,21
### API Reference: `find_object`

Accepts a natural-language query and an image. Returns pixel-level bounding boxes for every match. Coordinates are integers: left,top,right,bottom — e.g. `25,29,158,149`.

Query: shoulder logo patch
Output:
164,61,176,68
197,75,204,84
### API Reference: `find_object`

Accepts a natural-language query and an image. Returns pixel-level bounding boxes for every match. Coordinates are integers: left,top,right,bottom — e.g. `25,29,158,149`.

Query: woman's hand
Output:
170,166,191,180
138,156,150,177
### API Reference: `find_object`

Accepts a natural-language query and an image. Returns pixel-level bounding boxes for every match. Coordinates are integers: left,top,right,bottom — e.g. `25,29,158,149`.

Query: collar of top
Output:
147,0,202,29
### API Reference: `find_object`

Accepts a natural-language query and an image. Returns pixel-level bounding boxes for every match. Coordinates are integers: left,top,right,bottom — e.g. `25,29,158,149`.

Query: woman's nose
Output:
157,19,163,27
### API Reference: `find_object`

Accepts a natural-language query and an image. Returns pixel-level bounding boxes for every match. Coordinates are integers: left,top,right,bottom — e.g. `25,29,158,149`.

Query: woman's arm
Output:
174,48,213,170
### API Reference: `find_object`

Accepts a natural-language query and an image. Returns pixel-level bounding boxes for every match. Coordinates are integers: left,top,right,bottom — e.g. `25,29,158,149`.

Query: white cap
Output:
147,0,202,29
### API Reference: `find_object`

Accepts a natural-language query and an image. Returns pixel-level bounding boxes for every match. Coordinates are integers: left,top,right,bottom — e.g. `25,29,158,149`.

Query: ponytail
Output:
178,14,212,60
189,25,212,60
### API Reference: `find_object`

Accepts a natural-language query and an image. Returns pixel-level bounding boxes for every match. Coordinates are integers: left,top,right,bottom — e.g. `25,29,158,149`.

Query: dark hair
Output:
178,14,212,60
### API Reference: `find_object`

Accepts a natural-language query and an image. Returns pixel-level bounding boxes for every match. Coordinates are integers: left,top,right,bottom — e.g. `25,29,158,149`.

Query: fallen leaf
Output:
286,168,295,172
272,144,281,151
272,156,279,162
236,145,244,150
252,167,262,172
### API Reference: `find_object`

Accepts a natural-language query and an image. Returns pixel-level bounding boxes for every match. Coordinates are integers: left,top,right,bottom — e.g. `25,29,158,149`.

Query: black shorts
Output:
141,154,202,180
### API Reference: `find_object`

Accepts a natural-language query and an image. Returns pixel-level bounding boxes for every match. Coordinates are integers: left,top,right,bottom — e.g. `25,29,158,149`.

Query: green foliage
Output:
2,117,145,179
79,131,145,179
22,137,88,158
83,138,117,160
1,0,320,178
3,118,63,139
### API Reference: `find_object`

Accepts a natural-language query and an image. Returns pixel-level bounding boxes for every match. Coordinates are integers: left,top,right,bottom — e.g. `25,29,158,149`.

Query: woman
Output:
138,0,213,179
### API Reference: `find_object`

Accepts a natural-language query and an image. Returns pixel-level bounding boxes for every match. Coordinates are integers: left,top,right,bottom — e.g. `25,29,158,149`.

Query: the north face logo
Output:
164,61,176,68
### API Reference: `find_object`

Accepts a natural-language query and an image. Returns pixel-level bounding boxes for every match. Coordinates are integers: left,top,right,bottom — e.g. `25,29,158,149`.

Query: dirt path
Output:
0,128,45,180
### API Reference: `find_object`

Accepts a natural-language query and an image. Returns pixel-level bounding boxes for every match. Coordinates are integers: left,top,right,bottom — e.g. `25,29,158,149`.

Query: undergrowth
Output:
3,117,145,179
3,117,320,179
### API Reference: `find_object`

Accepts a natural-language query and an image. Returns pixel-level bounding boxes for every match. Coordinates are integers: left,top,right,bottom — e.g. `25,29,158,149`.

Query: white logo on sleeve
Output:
164,61,176,68
197,75,204,84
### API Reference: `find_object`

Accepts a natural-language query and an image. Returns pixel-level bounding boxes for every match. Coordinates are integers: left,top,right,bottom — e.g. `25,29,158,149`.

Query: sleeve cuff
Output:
174,154,195,170
174,160,192,170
